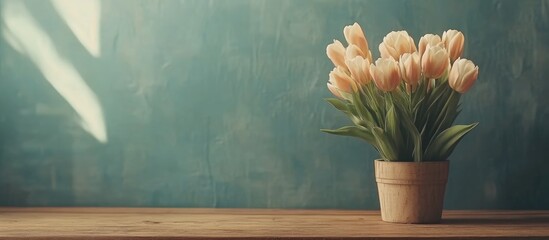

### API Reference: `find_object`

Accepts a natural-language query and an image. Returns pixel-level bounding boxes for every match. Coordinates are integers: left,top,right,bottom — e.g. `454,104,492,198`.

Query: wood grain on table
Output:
1,208,548,239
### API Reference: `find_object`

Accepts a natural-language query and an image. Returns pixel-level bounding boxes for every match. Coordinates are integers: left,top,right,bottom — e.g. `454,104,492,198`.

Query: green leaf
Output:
393,101,422,162
364,85,385,126
420,85,452,150
426,85,450,113
321,126,376,146
325,98,365,126
412,79,427,107
325,98,350,113
385,106,399,141
370,126,397,161
433,92,461,137
412,97,425,127
351,91,375,126
412,81,431,131
424,123,479,161
385,106,403,156
424,90,461,152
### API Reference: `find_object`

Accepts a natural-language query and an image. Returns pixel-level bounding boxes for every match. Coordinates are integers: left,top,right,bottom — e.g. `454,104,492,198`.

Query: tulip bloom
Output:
418,34,442,57
448,58,478,93
399,52,421,87
346,56,371,86
369,58,401,92
344,22,371,61
327,67,355,98
379,31,417,61
442,29,465,62
326,40,346,68
421,45,450,79
345,44,365,60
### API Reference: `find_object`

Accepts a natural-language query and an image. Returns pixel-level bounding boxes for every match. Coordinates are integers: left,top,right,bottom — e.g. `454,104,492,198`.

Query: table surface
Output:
1,208,549,239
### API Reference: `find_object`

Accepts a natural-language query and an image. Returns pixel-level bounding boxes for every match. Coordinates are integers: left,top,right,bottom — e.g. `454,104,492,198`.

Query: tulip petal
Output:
346,44,365,60
326,40,347,68
344,22,370,56
327,82,342,98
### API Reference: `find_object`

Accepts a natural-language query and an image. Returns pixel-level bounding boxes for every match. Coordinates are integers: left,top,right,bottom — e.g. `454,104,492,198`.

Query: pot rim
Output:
375,159,449,164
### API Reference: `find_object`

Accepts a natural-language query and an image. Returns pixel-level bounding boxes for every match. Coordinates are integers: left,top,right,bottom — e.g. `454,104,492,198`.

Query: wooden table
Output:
1,208,548,239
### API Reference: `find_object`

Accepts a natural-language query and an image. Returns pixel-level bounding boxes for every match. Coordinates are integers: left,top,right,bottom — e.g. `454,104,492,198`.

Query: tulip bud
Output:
399,52,421,87
328,67,355,98
448,58,479,93
442,29,465,62
344,22,370,58
379,31,417,61
326,40,346,68
418,34,443,57
369,58,401,92
346,56,371,86
421,45,450,79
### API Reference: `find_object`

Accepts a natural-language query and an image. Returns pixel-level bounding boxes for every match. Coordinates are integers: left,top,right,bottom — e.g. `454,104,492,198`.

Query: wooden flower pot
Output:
374,160,449,224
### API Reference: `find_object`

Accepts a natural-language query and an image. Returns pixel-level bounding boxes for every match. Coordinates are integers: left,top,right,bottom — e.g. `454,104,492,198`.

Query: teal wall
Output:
1,0,548,209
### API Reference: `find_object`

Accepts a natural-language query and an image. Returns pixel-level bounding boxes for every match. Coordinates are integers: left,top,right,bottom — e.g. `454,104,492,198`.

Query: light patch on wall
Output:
1,0,107,143
51,0,102,57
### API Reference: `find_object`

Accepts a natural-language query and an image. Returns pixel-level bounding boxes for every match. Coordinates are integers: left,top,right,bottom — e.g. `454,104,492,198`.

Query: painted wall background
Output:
0,0,548,209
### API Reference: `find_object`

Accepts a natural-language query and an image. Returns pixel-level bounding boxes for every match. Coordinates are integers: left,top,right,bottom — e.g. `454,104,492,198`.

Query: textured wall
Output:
0,0,548,209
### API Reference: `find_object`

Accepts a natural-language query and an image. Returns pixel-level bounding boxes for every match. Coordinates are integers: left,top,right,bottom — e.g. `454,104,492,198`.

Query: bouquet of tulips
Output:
322,23,479,162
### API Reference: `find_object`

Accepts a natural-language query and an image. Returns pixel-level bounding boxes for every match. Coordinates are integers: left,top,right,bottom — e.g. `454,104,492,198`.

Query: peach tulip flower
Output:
448,58,479,93
442,29,465,62
369,58,401,92
344,22,372,62
379,31,417,61
326,40,346,69
346,56,371,86
421,45,450,79
418,34,443,57
399,52,421,87
327,67,355,98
